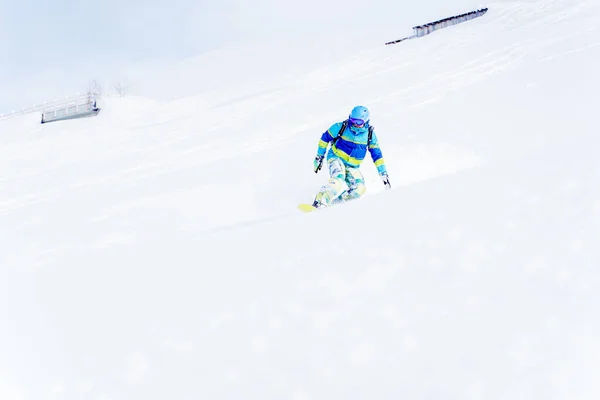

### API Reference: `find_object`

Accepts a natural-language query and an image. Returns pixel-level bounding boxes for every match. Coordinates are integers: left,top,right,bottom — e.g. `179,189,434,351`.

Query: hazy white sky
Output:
0,0,483,111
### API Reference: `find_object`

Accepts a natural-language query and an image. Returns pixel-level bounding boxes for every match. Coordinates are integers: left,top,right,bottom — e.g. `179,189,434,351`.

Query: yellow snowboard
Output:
297,203,318,213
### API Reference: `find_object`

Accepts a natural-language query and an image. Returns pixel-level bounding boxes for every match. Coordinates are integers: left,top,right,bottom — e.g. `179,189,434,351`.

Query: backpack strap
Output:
333,120,348,145
368,125,374,146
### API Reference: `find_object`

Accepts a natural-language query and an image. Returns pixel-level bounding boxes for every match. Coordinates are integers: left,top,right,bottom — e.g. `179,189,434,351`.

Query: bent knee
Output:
343,183,366,201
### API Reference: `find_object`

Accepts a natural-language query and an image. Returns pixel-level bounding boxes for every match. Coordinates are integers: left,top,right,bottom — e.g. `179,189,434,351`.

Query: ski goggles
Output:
349,117,366,127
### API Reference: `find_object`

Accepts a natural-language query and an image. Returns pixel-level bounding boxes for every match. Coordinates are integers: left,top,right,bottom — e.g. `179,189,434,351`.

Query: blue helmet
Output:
349,105,370,127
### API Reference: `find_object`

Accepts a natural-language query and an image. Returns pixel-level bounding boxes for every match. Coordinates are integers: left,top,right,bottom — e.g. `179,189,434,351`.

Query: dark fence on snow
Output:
385,7,489,45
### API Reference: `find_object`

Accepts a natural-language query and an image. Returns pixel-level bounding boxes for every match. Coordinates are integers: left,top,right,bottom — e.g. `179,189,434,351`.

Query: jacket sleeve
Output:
368,130,388,175
316,122,342,156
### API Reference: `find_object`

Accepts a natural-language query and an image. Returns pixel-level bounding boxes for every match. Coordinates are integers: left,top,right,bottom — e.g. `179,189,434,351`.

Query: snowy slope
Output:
1,0,599,399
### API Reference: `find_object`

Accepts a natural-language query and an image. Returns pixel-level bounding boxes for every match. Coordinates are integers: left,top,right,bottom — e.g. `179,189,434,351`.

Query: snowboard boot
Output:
312,192,329,209
311,199,326,209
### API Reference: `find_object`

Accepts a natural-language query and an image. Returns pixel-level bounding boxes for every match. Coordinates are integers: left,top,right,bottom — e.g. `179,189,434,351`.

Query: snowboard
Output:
297,203,318,213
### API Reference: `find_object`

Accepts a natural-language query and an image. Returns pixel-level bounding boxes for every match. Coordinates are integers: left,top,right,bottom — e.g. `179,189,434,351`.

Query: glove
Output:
380,173,391,190
313,155,324,173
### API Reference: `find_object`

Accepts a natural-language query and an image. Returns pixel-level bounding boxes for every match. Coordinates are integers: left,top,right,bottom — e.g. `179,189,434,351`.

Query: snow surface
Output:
1,0,600,399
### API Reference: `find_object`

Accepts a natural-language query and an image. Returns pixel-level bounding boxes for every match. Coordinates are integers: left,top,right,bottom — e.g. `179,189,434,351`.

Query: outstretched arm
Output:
368,130,391,189
314,123,343,173
316,128,336,157
368,131,387,175
314,131,333,173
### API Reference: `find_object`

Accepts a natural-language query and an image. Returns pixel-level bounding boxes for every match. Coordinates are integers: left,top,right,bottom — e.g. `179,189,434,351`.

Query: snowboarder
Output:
311,105,391,208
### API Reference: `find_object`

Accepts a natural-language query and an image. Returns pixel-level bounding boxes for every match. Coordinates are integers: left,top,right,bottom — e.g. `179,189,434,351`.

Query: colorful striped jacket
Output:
316,121,388,175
